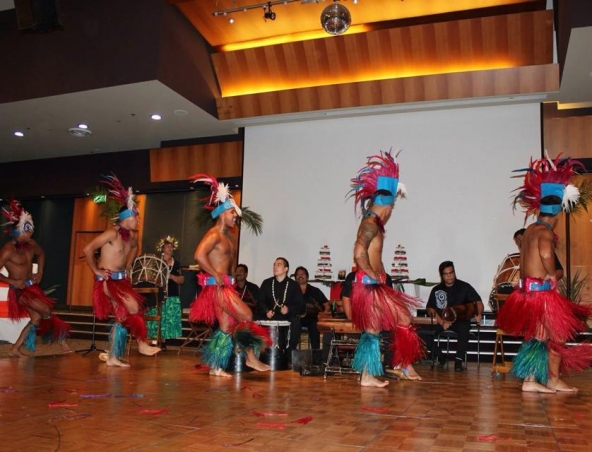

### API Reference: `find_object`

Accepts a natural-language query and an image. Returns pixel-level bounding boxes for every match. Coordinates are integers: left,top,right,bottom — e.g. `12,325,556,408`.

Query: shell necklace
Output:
272,279,289,309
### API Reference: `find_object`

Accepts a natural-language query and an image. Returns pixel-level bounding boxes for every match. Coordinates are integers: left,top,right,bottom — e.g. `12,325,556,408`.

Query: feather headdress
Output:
156,235,179,253
1,199,34,237
101,173,138,222
348,149,407,215
189,174,242,218
513,152,584,219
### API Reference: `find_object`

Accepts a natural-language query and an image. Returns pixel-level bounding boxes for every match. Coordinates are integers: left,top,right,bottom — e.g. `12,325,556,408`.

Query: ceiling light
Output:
263,3,276,21
68,127,92,137
151,114,162,120
78,123,89,129
14,131,24,137
229,17,235,24
321,1,351,35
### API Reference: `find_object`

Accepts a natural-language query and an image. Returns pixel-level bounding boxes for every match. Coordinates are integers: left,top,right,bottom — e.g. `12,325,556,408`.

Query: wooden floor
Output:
1,341,592,452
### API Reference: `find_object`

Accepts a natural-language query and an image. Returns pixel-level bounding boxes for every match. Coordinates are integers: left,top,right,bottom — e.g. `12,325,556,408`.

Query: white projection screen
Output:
239,103,540,308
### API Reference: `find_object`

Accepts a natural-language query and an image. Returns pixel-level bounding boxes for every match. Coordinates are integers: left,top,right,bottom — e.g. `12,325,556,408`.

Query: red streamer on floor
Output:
139,408,169,415
362,406,390,413
48,400,79,408
293,416,313,425
477,434,512,441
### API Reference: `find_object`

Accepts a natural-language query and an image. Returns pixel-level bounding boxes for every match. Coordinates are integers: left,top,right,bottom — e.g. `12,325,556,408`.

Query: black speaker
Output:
14,0,63,33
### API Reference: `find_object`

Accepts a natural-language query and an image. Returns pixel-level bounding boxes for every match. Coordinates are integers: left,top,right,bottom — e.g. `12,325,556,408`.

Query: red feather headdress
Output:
1,199,34,237
513,153,583,219
348,149,407,215
188,173,241,218
101,173,138,222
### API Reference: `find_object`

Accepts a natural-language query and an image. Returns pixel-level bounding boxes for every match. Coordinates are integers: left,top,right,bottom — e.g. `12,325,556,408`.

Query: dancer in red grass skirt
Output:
346,150,424,387
497,154,592,393
189,174,270,377
1,199,70,357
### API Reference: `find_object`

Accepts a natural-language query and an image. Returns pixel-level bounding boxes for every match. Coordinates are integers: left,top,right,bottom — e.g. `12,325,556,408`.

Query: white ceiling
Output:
1,4,591,164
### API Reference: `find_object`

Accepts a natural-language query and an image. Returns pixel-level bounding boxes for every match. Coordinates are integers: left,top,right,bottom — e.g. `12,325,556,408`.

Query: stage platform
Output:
1,339,592,451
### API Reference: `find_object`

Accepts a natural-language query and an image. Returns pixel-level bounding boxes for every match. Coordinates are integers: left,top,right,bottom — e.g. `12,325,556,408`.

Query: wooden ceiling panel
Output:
216,64,558,120
175,0,544,47
212,10,553,97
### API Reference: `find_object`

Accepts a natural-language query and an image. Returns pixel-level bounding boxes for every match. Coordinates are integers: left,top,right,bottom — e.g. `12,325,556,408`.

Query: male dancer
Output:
1,200,70,356
189,174,270,377
348,150,424,387
497,155,592,392
83,175,160,367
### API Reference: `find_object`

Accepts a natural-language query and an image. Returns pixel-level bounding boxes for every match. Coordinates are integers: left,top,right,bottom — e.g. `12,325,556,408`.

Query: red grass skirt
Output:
350,270,422,332
9,285,70,342
189,274,241,326
92,279,147,340
496,282,591,344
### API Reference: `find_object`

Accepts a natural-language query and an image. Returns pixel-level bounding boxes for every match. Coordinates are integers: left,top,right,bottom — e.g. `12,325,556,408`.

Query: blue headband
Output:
539,182,564,215
211,200,235,219
374,176,399,206
540,204,562,215
119,208,137,221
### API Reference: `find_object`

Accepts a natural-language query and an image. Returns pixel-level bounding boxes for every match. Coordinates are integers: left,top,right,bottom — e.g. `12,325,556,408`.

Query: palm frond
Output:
240,207,263,236
194,190,264,236
558,269,589,304
570,178,592,217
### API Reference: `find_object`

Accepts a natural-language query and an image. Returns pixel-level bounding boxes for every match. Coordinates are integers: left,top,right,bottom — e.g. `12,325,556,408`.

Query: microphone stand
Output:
75,312,107,356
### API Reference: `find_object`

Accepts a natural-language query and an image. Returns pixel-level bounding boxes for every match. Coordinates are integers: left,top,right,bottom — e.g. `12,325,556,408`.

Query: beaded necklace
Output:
272,278,289,309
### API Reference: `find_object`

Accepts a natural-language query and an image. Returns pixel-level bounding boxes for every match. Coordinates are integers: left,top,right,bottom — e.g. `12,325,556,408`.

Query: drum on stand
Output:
130,254,170,308
256,320,291,371
489,253,520,314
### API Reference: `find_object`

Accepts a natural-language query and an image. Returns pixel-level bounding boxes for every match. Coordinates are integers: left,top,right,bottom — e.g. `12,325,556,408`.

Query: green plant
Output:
558,270,589,304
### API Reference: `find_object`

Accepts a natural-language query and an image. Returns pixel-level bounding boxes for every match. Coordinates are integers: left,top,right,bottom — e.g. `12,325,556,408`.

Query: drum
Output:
256,320,291,371
131,254,170,288
442,302,476,323
489,253,520,313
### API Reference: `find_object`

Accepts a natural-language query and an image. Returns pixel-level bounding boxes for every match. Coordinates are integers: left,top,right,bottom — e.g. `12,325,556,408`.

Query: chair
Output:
431,325,480,369
178,308,212,354
324,329,360,378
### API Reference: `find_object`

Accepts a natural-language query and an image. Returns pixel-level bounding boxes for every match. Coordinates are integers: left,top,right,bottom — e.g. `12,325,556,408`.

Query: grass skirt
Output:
350,270,422,332
189,275,241,326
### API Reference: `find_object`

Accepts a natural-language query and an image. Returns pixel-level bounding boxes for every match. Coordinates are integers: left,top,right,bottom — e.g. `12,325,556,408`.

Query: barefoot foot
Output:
209,367,232,378
522,381,556,393
106,356,131,367
59,343,73,354
547,379,578,393
245,356,271,372
99,353,108,362
137,341,162,356
360,372,389,387
8,349,26,358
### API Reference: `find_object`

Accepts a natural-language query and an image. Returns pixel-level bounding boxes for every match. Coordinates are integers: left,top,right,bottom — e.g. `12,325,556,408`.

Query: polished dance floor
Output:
1,342,592,452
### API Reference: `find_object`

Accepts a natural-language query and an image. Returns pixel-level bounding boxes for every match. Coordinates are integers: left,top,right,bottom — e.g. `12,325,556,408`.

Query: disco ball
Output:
320,3,351,36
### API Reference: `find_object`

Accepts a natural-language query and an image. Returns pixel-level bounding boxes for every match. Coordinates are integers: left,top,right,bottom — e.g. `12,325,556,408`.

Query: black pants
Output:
429,320,471,362
300,317,321,349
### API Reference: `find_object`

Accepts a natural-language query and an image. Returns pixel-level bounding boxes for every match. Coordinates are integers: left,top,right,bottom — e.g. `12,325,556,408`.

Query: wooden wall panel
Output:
217,64,558,120
544,115,592,159
67,196,146,307
212,10,553,97
149,142,243,182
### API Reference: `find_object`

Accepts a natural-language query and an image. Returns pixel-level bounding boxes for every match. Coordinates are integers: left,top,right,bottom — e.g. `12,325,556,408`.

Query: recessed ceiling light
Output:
151,114,162,120
174,109,188,116
14,131,24,137
78,123,89,129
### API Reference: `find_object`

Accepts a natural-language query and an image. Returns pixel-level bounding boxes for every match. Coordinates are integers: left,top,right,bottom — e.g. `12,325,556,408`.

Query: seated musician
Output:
426,261,483,372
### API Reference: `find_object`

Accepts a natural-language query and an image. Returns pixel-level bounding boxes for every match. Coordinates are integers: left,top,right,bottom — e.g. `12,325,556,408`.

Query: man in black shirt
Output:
295,266,328,350
234,264,260,318
258,257,306,352
426,261,483,372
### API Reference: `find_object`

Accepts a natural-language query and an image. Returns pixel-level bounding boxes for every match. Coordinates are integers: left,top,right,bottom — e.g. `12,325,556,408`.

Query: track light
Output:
263,3,276,21
321,1,351,35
